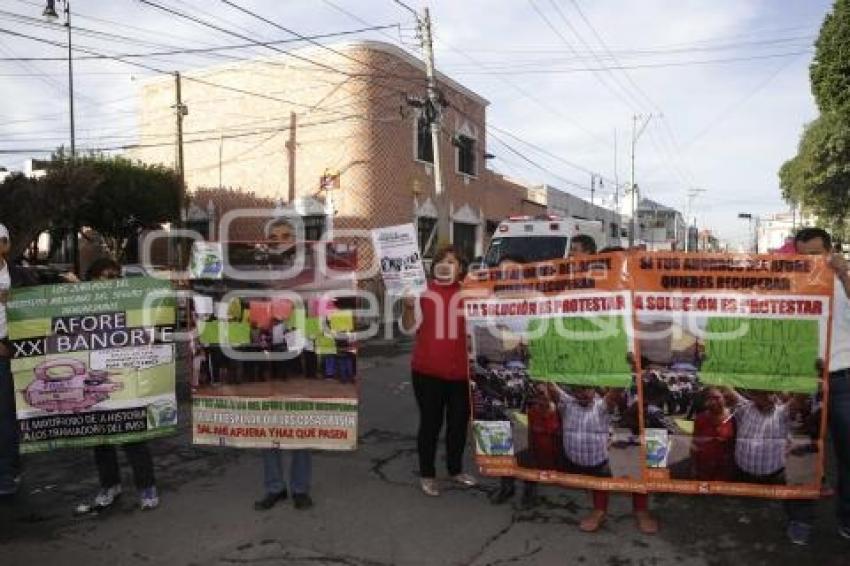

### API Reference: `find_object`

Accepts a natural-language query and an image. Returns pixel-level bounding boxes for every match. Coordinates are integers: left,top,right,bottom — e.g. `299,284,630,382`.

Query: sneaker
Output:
253,489,288,511
293,493,313,510
786,521,812,546
838,523,850,540
140,486,159,511
420,478,440,497
75,485,122,515
452,473,477,488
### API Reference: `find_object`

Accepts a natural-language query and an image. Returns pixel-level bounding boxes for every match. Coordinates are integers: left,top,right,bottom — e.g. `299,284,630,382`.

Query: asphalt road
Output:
1,346,848,565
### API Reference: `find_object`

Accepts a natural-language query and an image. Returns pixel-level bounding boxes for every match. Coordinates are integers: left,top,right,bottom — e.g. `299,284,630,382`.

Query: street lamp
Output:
42,0,75,157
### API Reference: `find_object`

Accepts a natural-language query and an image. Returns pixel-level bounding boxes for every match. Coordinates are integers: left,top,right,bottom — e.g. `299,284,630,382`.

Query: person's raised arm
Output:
829,252,850,300
400,293,420,333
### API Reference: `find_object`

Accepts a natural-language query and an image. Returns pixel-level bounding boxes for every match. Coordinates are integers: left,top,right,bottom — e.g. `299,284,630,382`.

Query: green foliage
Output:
779,109,850,237
811,0,850,113
74,155,181,259
0,154,181,260
0,164,99,259
780,0,850,237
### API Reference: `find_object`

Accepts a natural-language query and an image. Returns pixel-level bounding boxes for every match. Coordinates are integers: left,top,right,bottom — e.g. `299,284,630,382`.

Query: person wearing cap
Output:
0,223,38,497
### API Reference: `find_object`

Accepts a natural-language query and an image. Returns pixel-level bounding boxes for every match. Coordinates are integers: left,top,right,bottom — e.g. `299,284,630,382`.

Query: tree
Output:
0,163,98,260
0,154,181,261
779,109,850,238
780,0,850,239
74,156,181,260
811,0,850,113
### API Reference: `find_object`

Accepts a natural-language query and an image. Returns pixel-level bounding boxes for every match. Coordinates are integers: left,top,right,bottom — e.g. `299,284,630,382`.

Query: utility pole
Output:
613,129,619,211
286,111,297,203
171,71,187,266
173,72,187,211
420,7,449,249
684,188,706,252
590,174,596,206
65,1,74,157
42,1,75,157
218,130,223,189
629,114,655,247
614,129,620,240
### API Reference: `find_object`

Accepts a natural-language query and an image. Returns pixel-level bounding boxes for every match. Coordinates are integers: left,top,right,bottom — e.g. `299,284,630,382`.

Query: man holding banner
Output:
795,228,850,542
254,218,313,512
0,223,37,498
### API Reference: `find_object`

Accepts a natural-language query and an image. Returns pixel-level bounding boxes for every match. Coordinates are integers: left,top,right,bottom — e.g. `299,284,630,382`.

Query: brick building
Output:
132,40,543,263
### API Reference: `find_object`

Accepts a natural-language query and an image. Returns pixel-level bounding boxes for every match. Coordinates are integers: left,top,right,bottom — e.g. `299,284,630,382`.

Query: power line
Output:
487,129,592,193
443,34,816,60
218,0,424,87
390,0,420,17
447,49,813,74
0,26,381,117
0,108,404,155
0,24,404,62
137,0,423,86
528,0,638,112
487,124,620,188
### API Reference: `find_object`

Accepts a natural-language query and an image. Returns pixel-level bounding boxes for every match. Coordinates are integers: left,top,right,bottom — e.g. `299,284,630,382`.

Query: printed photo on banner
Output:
6,277,178,453
465,252,644,492
189,239,360,450
371,223,427,295
632,253,834,498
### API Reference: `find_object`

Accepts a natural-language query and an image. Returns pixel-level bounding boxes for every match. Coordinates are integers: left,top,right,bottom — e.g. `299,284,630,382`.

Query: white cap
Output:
0,223,8,240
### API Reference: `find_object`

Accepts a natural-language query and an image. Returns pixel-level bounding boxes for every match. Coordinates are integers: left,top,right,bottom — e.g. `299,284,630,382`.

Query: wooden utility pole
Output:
173,72,187,213
420,7,449,249
286,111,297,203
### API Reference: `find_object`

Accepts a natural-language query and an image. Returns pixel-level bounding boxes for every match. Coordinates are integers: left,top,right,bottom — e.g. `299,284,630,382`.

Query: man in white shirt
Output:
0,224,37,497
795,227,850,544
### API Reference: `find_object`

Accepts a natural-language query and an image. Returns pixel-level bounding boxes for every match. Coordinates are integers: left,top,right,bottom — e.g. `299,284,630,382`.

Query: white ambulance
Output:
480,215,605,267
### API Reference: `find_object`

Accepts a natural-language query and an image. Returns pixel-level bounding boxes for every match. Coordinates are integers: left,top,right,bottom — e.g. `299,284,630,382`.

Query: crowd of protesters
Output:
1,221,849,547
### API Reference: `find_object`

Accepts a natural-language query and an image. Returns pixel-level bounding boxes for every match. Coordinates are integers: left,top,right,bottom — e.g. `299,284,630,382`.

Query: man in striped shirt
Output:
727,388,813,544
548,383,656,534
550,384,615,471
732,390,794,481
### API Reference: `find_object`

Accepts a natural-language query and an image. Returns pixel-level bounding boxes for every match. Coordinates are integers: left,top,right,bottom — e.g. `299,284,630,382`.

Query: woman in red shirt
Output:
691,387,735,481
402,245,476,497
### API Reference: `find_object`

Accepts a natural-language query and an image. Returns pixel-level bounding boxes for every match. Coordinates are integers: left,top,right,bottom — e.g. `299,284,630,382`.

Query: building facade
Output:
756,209,815,252
525,183,626,248
132,41,543,263
636,197,686,251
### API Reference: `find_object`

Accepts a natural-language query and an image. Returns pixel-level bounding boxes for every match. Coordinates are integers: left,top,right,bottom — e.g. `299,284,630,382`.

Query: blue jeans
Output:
262,449,311,496
830,370,850,527
0,356,20,495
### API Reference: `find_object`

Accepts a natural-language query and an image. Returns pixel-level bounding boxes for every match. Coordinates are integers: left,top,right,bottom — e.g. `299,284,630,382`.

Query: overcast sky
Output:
0,0,833,245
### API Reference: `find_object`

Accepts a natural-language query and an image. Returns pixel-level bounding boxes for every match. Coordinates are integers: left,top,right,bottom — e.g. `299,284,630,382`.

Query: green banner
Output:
7,277,178,453
700,317,820,393
527,315,632,387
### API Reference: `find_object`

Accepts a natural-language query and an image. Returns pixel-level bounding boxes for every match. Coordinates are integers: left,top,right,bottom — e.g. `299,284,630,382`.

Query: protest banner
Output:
371,223,427,295
6,277,178,453
631,253,833,498
190,240,360,450
464,253,645,492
